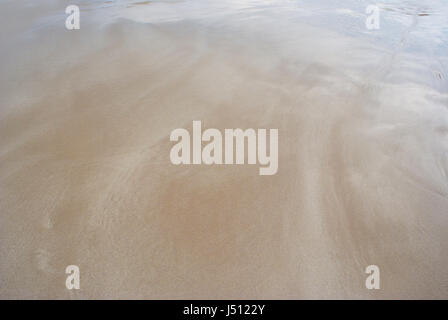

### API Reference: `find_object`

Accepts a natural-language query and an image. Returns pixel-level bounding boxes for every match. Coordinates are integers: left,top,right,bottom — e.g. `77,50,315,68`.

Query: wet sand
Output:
1,0,448,299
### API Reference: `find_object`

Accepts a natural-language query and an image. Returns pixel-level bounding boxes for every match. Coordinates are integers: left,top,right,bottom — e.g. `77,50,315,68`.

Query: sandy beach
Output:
1,0,448,299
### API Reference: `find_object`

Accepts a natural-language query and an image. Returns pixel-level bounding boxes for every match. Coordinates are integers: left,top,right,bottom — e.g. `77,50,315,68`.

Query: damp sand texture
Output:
1,0,448,299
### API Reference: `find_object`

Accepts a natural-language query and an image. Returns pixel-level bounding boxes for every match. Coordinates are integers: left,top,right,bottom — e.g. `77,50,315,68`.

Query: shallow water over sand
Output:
1,0,448,299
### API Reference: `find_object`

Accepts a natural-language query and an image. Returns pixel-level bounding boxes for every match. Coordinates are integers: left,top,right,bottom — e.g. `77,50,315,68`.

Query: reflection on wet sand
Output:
0,0,447,299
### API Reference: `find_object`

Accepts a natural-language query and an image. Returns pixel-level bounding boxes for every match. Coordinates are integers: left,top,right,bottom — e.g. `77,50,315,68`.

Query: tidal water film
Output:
0,0,448,299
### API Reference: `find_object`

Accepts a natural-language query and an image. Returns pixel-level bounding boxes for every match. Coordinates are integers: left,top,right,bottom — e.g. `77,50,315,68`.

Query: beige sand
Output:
0,0,447,299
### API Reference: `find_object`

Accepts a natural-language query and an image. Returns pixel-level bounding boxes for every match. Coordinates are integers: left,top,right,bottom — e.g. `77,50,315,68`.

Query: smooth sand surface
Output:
1,0,448,298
